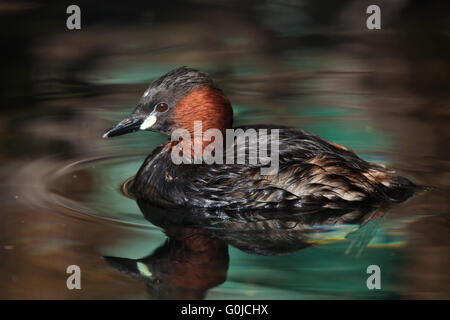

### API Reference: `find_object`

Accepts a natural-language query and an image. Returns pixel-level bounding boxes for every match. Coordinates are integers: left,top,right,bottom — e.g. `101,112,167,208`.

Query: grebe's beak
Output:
103,116,144,138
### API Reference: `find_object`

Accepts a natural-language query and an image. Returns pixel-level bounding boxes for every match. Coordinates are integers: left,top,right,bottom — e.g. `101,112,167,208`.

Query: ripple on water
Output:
17,154,155,228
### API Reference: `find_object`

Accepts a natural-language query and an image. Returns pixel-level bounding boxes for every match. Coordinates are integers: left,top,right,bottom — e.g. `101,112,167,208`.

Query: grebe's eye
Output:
155,102,169,113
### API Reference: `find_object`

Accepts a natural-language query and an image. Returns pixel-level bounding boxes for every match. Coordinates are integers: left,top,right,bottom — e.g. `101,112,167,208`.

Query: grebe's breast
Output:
131,125,415,211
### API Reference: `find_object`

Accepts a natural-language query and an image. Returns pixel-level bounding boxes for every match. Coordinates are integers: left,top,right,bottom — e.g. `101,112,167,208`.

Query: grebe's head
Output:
103,67,233,138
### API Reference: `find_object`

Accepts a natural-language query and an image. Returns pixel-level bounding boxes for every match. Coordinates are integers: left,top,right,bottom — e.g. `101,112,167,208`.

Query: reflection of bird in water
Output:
136,199,387,256
104,227,229,300
104,67,417,212
104,198,391,298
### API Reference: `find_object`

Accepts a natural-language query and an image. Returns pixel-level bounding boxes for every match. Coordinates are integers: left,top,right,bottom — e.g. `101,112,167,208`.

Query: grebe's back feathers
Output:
131,125,416,211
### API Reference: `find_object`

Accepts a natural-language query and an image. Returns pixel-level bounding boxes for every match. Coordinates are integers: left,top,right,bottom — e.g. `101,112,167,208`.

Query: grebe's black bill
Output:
103,116,144,138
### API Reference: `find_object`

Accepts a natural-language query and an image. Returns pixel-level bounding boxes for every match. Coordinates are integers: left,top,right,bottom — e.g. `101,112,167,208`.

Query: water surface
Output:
0,1,448,299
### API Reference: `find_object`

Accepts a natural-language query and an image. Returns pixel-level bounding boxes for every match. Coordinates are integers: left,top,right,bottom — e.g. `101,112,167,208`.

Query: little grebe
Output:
104,67,416,211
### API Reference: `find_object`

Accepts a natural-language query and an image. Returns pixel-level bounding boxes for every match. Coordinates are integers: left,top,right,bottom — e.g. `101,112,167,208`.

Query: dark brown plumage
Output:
104,67,417,212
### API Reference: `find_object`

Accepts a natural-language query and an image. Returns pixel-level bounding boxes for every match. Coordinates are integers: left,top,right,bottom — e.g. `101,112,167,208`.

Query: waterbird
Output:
104,67,417,212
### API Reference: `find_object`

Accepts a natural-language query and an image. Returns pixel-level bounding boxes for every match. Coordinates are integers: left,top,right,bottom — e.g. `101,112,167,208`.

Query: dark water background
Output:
0,0,449,299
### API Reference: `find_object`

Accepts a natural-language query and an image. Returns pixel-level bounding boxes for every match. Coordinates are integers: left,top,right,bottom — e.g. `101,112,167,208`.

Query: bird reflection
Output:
104,227,229,299
104,195,389,299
